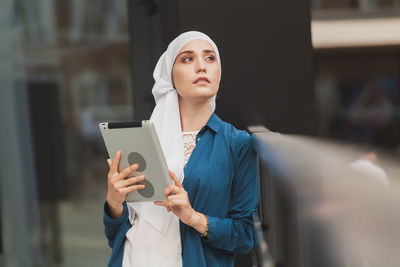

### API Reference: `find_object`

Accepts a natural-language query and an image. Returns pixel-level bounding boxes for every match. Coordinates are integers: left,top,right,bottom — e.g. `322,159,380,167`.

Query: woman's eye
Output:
182,57,192,62
205,56,215,61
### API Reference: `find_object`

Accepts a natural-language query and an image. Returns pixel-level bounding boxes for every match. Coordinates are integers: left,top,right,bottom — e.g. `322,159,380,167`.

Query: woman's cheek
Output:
173,69,185,89
177,68,190,85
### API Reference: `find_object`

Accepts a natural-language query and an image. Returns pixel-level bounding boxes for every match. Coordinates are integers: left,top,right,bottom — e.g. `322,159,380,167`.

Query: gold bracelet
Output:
200,214,209,239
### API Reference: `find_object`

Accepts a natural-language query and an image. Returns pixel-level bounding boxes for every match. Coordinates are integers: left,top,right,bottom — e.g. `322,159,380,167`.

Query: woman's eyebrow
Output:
177,49,215,58
177,50,194,58
203,49,215,54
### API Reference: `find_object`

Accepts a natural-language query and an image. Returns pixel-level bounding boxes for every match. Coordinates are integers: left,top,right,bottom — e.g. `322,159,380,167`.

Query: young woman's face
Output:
172,39,220,103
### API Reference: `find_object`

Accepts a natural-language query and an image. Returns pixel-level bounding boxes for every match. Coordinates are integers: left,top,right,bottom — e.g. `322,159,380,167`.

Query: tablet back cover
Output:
99,121,171,202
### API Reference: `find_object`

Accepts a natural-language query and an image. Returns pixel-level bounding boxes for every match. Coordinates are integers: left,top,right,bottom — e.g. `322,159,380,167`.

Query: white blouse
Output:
122,131,199,267
183,131,199,165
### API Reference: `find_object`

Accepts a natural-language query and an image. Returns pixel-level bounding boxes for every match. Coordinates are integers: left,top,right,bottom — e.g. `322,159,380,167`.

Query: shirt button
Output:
197,137,201,142
184,165,187,169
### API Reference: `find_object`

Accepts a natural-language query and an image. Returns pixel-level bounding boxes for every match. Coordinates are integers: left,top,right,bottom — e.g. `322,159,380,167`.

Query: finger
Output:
111,150,122,174
116,175,145,188
115,164,139,181
168,199,186,208
164,184,182,197
170,185,183,195
107,159,112,168
164,185,172,197
167,194,185,202
121,184,145,194
168,170,183,189
154,201,168,208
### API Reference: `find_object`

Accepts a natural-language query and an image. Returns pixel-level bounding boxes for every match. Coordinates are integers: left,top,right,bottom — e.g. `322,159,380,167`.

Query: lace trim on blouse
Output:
183,131,199,165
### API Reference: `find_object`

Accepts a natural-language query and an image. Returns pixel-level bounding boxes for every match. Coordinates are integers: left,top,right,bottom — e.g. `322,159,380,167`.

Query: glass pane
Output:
314,56,400,150
313,0,359,10
0,1,132,266
375,0,395,8
312,0,400,10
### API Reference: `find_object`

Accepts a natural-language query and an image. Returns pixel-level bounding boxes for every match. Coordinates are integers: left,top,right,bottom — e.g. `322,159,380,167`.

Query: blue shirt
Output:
103,113,259,267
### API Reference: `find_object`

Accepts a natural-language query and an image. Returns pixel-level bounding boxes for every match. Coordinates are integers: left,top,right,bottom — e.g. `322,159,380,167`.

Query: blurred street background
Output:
0,0,399,266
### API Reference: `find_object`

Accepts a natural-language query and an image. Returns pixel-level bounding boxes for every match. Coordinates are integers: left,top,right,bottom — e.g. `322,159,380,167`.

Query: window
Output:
0,1,132,266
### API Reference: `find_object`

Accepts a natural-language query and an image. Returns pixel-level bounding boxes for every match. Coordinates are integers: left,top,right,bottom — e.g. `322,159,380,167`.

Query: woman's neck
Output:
179,97,213,132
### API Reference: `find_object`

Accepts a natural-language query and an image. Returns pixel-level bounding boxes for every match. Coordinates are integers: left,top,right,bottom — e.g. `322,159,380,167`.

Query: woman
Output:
104,31,259,267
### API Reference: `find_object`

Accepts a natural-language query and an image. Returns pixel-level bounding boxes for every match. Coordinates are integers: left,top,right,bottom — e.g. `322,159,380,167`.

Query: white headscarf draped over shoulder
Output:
127,31,221,235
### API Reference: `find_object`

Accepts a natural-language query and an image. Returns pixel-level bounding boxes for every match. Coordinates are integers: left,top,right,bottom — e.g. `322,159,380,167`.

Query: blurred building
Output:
0,1,132,266
311,0,400,152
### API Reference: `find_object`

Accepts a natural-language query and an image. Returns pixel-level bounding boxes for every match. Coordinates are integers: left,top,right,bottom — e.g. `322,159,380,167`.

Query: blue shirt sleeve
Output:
203,131,259,253
103,201,129,248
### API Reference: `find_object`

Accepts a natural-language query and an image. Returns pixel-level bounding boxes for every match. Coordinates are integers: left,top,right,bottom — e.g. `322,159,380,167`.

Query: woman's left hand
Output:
155,170,197,226
155,170,208,234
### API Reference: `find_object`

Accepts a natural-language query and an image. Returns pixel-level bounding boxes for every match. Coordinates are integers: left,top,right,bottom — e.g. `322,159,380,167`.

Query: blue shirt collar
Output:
205,113,223,133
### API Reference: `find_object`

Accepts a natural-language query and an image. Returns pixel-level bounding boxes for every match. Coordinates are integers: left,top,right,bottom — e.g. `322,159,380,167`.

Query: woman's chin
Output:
194,87,218,98
193,92,217,101
180,94,216,104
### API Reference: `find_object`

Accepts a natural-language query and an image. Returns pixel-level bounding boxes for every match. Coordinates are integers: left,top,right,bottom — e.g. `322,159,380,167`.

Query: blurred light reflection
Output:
253,132,400,266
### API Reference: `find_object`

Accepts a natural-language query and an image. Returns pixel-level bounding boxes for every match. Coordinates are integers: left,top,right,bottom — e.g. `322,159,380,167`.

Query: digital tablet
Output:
99,120,171,202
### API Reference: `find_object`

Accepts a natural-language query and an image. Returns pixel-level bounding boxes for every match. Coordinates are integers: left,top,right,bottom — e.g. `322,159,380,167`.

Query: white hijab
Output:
127,31,221,235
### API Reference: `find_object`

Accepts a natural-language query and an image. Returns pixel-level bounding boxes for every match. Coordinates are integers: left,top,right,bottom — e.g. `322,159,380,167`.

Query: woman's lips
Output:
194,77,210,83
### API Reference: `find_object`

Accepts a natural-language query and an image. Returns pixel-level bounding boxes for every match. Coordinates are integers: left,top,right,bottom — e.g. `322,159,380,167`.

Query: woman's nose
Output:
195,59,206,73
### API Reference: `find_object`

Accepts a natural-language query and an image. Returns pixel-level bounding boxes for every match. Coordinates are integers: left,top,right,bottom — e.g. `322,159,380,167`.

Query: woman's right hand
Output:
106,150,146,219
